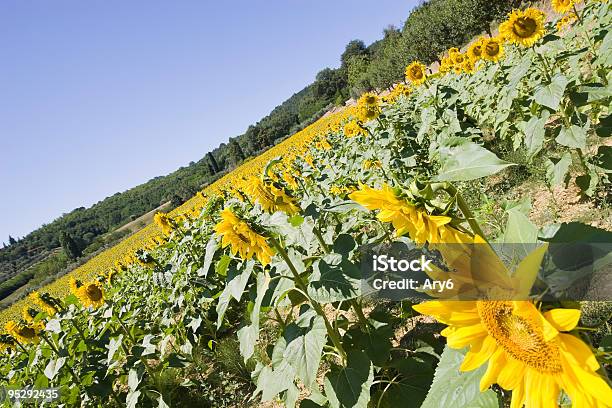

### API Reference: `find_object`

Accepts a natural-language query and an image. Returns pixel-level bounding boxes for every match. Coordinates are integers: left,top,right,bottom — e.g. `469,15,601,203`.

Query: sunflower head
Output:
22,306,39,323
467,38,485,61
500,8,546,47
28,291,59,316
214,208,274,266
5,320,43,344
405,61,427,85
343,120,367,138
552,0,575,13
481,37,505,62
154,212,174,235
76,281,105,309
356,92,381,122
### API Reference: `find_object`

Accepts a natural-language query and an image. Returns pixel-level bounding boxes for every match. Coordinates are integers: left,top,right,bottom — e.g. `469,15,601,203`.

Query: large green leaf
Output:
421,347,498,408
324,351,374,408
308,257,360,302
545,152,572,186
435,142,513,182
534,74,569,110
520,111,550,159
237,272,270,360
283,314,327,386
555,125,587,149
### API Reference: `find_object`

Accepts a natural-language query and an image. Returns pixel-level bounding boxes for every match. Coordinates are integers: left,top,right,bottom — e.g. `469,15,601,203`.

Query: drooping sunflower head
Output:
405,61,427,85
356,92,381,122
76,281,105,309
343,120,368,138
214,208,274,266
5,320,43,344
154,212,174,235
22,306,39,323
28,291,59,316
500,8,546,47
481,37,505,62
552,0,575,14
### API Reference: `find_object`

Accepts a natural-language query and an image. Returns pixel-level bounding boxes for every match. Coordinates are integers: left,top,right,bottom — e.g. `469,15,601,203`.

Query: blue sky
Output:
0,0,415,241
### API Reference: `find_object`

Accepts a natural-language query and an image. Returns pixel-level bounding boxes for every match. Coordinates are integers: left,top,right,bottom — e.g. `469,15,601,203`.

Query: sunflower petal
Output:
543,308,580,332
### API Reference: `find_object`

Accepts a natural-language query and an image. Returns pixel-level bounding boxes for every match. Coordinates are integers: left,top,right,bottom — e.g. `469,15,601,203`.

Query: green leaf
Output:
421,347,498,408
198,235,219,277
324,351,373,408
215,254,232,277
435,142,513,182
128,368,141,392
237,272,270,361
545,152,572,186
44,357,66,380
107,335,123,365
126,390,141,408
308,258,360,302
333,234,356,256
283,315,327,386
534,74,569,110
253,361,296,402
595,114,611,137
555,125,587,149
520,111,549,159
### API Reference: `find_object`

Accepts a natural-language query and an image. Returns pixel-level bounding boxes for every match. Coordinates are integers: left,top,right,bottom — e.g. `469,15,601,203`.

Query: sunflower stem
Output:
269,237,347,363
444,184,487,241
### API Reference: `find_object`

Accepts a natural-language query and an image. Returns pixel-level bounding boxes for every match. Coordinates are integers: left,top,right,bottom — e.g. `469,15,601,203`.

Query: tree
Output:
59,231,81,260
8,236,16,246
207,152,220,174
341,40,368,69
228,139,246,166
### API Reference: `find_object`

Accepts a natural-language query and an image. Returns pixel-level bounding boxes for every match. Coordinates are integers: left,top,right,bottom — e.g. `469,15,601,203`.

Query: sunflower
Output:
348,183,471,244
462,58,476,74
405,61,427,85
5,320,43,344
282,170,298,190
344,120,368,138
414,301,612,407
69,276,82,294
245,177,300,215
556,13,577,31
315,137,332,150
214,208,274,266
467,37,485,61
439,56,453,74
28,291,58,316
384,83,411,104
22,306,39,323
552,0,575,13
356,92,381,122
481,37,505,62
451,51,467,66
76,281,105,309
154,212,174,235
500,8,546,47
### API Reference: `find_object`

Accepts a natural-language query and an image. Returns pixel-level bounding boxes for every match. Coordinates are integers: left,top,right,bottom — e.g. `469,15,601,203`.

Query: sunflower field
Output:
1,1,611,407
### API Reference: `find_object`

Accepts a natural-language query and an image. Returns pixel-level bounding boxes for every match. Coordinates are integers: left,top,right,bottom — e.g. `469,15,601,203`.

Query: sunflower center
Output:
410,67,423,79
512,17,537,38
472,46,482,57
485,42,500,56
18,327,36,339
477,301,562,374
86,285,103,301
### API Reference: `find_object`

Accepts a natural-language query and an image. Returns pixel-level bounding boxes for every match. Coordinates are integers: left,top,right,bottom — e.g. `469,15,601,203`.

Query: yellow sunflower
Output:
556,13,577,31
467,37,485,61
154,212,174,235
28,291,58,316
552,0,575,13
384,83,411,104
343,120,368,138
5,320,43,344
481,37,505,62
500,8,546,47
282,170,298,190
348,183,471,245
245,177,300,215
405,61,427,85
414,301,612,408
356,92,381,122
22,306,39,323
214,208,275,266
76,281,105,309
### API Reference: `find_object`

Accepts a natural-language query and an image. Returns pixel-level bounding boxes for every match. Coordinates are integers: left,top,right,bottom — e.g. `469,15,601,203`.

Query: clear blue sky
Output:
0,0,415,241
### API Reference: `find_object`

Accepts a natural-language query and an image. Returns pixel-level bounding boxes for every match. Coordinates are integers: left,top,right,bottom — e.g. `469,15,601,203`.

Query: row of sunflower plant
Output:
0,1,610,407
